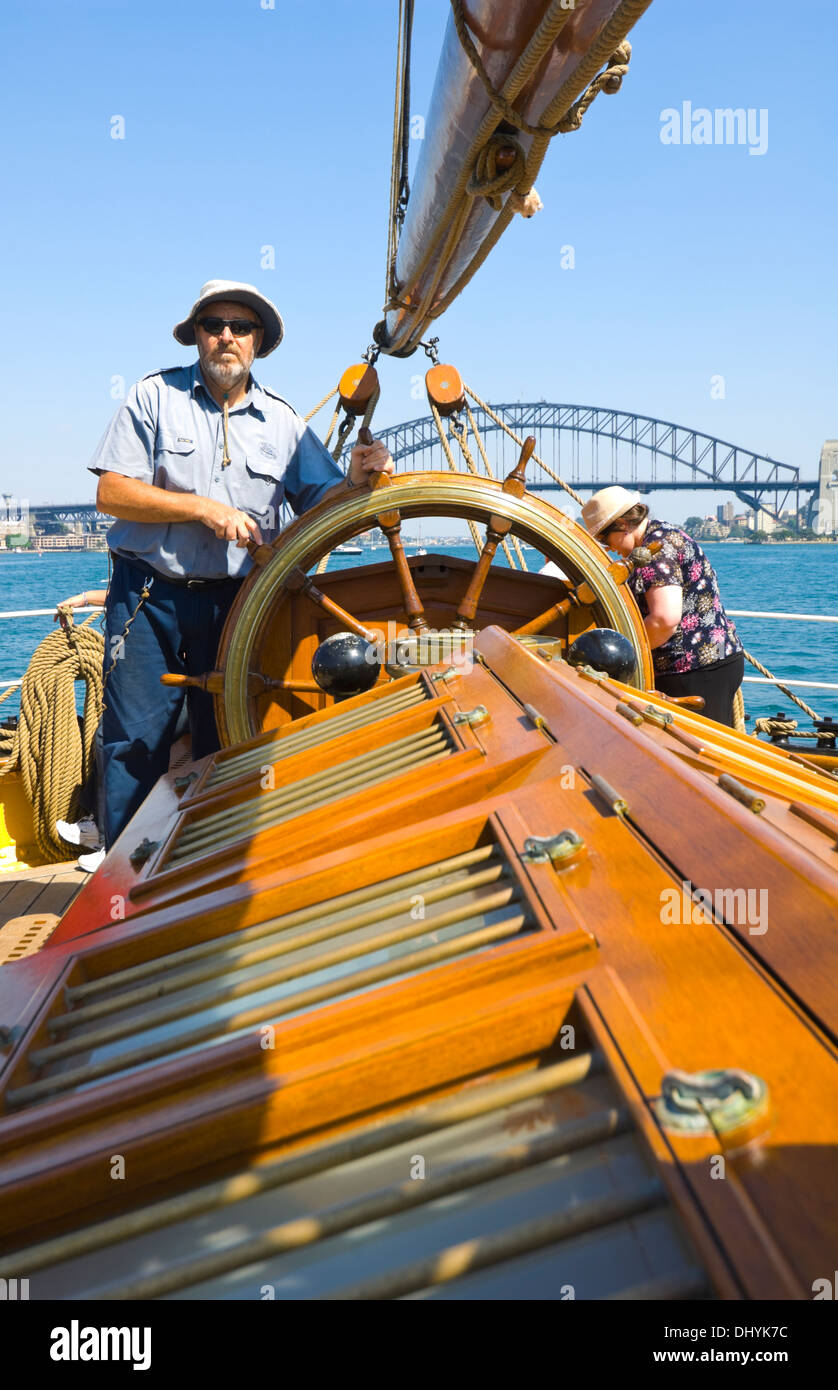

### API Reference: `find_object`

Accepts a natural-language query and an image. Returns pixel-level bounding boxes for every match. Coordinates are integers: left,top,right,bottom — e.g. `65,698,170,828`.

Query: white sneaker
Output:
56,816,101,850
77,847,106,872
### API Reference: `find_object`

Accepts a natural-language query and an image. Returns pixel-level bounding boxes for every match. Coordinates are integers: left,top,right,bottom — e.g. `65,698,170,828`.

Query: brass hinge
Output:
654,1067,770,1141
453,704,490,727
590,773,628,817
640,703,673,729
129,838,161,869
576,664,607,684
615,701,644,727
522,703,553,735
521,829,586,865
174,771,199,793
718,773,765,814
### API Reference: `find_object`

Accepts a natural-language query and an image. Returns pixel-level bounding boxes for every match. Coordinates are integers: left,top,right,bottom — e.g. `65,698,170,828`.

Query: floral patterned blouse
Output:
628,519,742,676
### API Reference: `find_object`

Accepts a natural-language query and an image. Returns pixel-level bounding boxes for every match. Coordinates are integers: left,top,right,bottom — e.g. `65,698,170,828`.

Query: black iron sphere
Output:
566,628,637,681
311,631,381,696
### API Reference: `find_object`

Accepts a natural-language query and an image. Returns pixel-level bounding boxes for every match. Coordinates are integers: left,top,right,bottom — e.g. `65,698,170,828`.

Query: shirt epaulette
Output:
139,366,188,382
258,385,298,412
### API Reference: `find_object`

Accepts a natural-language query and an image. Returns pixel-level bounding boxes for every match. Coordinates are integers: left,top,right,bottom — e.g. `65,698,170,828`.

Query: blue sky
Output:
1,0,836,519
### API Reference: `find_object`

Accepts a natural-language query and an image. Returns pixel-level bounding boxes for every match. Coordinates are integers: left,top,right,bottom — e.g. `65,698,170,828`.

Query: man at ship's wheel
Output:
89,279,393,851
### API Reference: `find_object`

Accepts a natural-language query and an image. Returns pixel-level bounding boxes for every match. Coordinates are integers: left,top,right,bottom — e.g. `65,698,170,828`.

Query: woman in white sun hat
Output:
581,486,744,727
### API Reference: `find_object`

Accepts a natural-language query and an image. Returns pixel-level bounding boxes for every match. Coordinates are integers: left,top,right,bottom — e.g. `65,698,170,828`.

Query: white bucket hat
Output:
581,485,644,539
173,279,284,358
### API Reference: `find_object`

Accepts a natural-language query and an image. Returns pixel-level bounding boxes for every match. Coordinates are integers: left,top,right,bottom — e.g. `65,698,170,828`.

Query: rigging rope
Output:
317,389,381,574
463,385,584,507
463,399,528,570
732,687,746,734
428,399,483,556
741,649,820,722
304,386,339,423
450,408,514,567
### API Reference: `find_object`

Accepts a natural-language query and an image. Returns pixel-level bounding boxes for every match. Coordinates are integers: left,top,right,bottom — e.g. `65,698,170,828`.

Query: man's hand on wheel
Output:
198,498,263,547
349,439,395,487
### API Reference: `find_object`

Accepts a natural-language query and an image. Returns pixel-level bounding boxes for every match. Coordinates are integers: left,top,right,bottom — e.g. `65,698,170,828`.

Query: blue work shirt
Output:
88,362,344,579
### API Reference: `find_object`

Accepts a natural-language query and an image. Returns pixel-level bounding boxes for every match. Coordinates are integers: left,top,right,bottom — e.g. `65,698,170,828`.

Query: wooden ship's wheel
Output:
212,454,656,746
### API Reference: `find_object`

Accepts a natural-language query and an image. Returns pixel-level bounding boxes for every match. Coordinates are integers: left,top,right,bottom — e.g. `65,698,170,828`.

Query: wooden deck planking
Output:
0,864,89,935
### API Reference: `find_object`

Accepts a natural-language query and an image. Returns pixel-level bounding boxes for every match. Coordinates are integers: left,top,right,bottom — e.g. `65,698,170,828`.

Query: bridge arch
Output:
358,403,816,522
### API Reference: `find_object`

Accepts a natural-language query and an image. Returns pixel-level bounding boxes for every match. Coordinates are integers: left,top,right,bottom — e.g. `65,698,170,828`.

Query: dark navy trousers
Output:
101,555,242,849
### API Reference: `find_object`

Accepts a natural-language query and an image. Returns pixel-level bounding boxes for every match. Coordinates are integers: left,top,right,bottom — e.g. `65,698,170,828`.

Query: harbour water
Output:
0,543,835,728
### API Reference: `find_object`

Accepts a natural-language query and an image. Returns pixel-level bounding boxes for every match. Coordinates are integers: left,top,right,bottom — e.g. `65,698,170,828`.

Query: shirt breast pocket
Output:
153,432,197,490
238,454,285,533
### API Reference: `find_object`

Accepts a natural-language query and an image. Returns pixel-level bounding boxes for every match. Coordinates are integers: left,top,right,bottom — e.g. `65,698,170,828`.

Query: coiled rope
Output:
0,610,103,860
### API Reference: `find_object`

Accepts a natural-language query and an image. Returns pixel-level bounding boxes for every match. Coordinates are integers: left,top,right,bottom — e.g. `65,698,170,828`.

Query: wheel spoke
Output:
454,438,534,629
285,567,378,645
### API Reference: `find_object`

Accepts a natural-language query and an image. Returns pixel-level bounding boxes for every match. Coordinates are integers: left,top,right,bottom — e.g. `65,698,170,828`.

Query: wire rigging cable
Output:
386,0,416,306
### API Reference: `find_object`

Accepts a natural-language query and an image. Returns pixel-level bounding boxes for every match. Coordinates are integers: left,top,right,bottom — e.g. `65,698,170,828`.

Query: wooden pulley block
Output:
338,363,380,414
425,363,465,416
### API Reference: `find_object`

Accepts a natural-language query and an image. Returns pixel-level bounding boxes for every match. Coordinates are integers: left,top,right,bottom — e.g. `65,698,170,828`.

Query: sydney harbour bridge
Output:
375,403,821,523
26,402,826,531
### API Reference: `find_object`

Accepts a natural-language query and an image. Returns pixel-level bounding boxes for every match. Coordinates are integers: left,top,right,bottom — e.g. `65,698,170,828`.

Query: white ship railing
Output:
0,607,836,691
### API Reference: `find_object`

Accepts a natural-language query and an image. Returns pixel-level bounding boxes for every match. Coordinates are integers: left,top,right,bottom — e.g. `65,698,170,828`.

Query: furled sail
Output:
376,0,653,356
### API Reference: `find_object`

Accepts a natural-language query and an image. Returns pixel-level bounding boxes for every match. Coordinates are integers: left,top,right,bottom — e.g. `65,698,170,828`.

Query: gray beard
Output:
202,356,250,391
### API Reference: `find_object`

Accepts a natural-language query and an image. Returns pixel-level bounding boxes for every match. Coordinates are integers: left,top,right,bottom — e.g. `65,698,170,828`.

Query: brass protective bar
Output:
174,725,450,848
168,736,452,863
53,864,510,1033
66,845,499,1004
3,1053,603,1275
207,687,426,784
209,688,425,780
36,885,523,1063
10,915,531,1106
180,726,447,841
169,728,453,856
328,1181,666,1300
98,1107,631,1300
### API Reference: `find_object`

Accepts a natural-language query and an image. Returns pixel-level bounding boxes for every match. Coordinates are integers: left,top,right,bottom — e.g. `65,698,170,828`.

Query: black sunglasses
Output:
197,316,262,337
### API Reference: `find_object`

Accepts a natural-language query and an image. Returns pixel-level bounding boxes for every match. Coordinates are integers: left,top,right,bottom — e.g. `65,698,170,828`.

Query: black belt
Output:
167,573,243,589
114,553,243,589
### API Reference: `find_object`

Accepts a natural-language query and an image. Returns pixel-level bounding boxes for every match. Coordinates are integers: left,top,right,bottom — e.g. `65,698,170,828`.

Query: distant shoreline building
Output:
816,441,838,534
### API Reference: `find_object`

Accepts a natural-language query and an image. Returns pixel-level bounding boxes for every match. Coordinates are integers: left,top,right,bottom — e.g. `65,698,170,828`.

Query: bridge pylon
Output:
816,440,838,534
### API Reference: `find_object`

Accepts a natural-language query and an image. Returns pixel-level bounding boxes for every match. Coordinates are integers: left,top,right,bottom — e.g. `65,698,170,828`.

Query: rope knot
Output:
555,41,632,133
467,134,527,210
